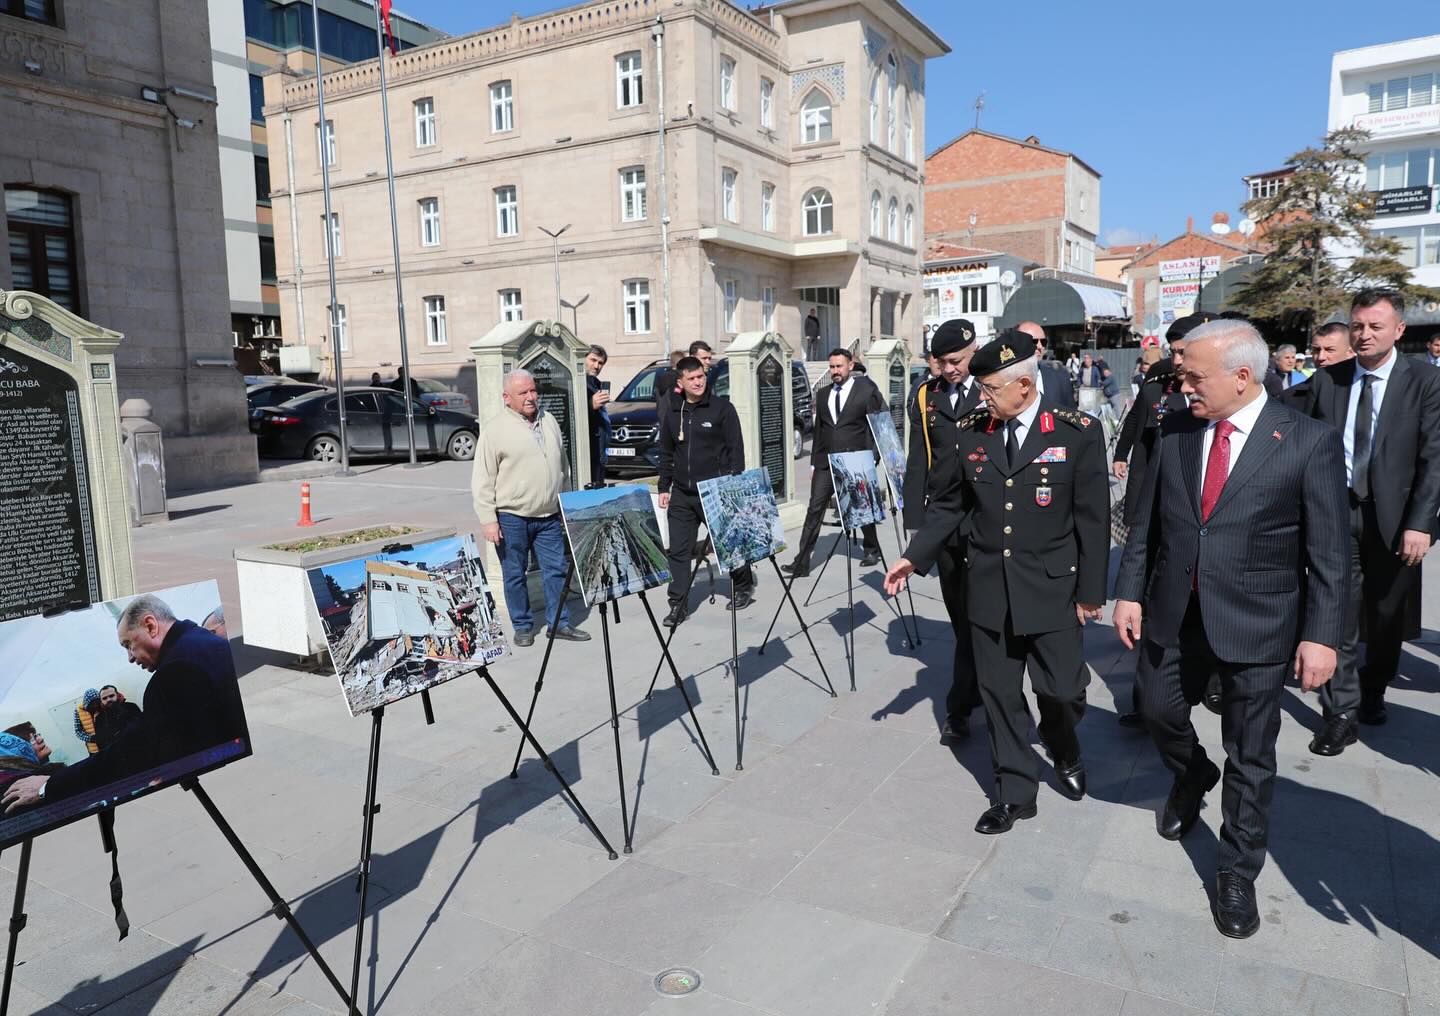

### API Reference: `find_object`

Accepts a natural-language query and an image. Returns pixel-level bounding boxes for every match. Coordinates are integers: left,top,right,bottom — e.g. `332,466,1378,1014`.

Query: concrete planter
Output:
234,525,454,655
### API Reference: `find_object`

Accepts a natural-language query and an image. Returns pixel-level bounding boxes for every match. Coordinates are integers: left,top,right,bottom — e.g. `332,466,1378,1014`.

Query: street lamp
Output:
538,223,571,321
560,293,589,336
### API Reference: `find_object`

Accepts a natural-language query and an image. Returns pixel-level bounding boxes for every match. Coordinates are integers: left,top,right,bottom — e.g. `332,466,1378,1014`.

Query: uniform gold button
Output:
1003,548,1011,557
1070,565,1076,572
1005,478,1014,487
1041,467,1050,476
1005,502,1013,510
1003,525,1012,534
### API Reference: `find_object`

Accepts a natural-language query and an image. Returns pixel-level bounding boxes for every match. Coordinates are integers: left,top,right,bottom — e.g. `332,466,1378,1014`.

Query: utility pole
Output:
538,223,571,322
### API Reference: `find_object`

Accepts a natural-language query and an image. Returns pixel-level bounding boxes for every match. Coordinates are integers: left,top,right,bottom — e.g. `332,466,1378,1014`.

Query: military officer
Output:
885,329,1109,834
900,318,982,742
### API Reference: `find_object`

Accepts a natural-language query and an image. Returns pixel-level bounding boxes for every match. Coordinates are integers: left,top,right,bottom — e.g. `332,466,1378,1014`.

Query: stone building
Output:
261,0,949,389
0,0,256,488
207,0,445,363
924,128,1101,275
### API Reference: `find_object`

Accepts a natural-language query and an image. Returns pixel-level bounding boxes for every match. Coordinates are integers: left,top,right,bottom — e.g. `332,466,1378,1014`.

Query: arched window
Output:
5,186,78,310
870,190,882,236
904,100,914,161
803,188,833,236
885,55,898,152
887,197,898,241
869,73,881,144
800,88,832,143
903,203,914,246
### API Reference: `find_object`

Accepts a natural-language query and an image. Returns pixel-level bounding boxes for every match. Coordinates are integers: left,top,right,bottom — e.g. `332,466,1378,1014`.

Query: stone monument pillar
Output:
726,331,804,530
119,398,169,526
0,290,135,621
865,337,913,450
470,319,591,490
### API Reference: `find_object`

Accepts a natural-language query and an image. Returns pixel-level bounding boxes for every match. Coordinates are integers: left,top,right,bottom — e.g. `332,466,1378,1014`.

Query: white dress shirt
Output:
1200,389,1267,484
948,377,973,410
829,375,854,422
1342,349,1396,485
1004,394,1044,453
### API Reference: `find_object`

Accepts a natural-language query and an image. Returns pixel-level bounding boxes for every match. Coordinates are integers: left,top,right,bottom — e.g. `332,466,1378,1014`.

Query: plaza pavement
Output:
4,459,1438,1016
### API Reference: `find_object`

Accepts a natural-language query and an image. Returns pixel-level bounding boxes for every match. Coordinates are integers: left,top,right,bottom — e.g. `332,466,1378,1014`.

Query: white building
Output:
1329,35,1440,290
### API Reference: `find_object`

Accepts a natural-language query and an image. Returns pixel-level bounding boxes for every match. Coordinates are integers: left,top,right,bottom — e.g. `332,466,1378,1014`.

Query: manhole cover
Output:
653,967,702,996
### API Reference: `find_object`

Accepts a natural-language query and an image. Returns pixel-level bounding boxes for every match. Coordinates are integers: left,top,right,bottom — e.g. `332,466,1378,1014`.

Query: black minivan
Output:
604,358,814,476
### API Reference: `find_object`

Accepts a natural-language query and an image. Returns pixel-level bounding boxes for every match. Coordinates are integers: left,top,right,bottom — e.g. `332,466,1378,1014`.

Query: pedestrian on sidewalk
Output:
471,369,590,648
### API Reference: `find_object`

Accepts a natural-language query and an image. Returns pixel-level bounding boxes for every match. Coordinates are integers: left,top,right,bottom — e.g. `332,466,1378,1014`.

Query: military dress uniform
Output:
901,318,983,737
1113,357,1187,525
905,332,1109,824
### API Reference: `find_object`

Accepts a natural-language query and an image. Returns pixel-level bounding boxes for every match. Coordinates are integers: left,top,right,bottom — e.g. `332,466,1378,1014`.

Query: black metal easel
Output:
0,838,32,1016
755,555,839,700
887,508,922,647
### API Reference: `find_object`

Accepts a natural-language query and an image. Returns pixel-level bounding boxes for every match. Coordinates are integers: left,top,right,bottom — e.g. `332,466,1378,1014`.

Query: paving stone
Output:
710,752,887,828
87,954,329,1016
1045,912,1222,1009
1212,953,1407,1016
839,773,993,857
429,936,655,1016
881,938,1126,1015
640,800,829,893
698,897,924,1016
639,989,766,1015
934,892,1064,965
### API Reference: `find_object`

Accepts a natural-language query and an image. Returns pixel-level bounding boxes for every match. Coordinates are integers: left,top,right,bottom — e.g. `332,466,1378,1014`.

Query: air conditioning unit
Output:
279,344,322,375
231,330,241,347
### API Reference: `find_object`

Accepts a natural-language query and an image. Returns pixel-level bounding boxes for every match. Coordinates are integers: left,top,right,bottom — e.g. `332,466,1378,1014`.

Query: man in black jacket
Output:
585,344,611,489
1112,319,1347,938
886,330,1109,835
1285,288,1440,743
657,356,750,626
785,348,888,576
900,318,982,742
3,594,248,812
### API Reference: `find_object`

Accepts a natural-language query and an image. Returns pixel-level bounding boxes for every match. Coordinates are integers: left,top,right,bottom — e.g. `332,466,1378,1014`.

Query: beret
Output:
1166,312,1215,342
969,328,1036,378
930,318,977,357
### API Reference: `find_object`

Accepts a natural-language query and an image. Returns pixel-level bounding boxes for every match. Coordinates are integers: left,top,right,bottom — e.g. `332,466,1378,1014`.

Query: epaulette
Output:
1052,408,1096,429
961,407,992,429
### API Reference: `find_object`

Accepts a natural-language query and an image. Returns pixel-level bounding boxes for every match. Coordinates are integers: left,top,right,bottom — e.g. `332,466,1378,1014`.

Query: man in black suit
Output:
1286,289,1440,742
1113,319,1348,938
901,318,982,742
784,348,887,576
887,330,1109,835
1420,332,1440,368
1016,321,1078,410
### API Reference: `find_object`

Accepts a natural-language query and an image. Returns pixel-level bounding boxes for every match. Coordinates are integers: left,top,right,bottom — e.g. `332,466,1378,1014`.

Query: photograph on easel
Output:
828,450,888,530
865,412,906,510
698,467,787,574
558,484,670,606
0,580,249,850
305,533,508,716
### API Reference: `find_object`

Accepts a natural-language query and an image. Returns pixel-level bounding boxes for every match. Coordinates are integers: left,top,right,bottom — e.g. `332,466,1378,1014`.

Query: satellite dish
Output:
999,270,1017,287
1210,221,1231,235
1237,218,1256,237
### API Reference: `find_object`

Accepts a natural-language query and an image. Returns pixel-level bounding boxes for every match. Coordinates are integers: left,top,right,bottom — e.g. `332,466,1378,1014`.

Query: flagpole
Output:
371,1,420,468
311,0,352,475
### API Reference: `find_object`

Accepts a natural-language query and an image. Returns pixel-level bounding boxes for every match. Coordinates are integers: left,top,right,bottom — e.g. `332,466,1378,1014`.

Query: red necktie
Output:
1200,420,1235,520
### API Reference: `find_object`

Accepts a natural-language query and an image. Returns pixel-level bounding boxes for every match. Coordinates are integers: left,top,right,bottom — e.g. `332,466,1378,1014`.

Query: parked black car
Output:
604,358,814,476
254,387,478,462
246,381,329,434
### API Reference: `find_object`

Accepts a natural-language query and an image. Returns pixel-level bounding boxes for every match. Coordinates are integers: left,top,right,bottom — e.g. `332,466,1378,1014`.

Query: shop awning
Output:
996,278,1129,330
1198,261,1260,313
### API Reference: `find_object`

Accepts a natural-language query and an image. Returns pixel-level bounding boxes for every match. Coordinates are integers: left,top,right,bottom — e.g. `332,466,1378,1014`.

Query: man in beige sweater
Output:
472,370,590,647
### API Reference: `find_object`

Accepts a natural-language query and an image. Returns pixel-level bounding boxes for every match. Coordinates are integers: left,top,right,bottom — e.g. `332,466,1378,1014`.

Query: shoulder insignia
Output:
960,407,991,429
1052,408,1095,429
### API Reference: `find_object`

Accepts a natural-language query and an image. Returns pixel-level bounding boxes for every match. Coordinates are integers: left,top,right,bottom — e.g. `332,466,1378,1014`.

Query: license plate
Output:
608,446,636,457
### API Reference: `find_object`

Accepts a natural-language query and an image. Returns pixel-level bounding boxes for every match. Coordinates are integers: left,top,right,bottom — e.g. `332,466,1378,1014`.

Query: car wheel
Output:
447,429,477,461
306,435,341,462
793,425,804,459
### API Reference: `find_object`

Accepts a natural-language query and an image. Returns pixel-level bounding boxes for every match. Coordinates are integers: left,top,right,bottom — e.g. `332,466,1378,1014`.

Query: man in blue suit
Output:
1113,319,1348,939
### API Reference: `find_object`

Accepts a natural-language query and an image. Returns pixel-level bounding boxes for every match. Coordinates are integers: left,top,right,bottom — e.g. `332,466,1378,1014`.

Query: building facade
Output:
1329,35,1440,292
920,242,1033,348
1124,225,1259,338
924,129,1101,275
208,0,444,366
0,0,256,488
261,0,948,391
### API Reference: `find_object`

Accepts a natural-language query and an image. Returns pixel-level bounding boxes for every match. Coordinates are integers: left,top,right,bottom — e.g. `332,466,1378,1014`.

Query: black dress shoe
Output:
662,605,688,628
781,562,810,578
512,628,535,648
1202,676,1223,715
1117,711,1146,729
975,801,1037,834
1158,759,1220,840
1053,759,1087,801
727,590,754,611
1358,696,1388,726
1309,713,1358,756
1213,868,1260,939
860,550,881,567
939,716,970,744
549,625,592,642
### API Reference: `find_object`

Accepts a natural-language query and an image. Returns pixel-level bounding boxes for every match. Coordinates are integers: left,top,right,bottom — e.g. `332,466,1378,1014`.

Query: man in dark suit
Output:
901,318,982,742
1420,332,1440,368
887,330,1109,835
1016,321,1078,410
1262,344,1305,397
1113,319,1348,939
1286,289,1440,742
785,348,888,576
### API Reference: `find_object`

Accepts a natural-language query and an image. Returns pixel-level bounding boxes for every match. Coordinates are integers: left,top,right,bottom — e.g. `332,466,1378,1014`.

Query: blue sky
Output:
404,0,1419,246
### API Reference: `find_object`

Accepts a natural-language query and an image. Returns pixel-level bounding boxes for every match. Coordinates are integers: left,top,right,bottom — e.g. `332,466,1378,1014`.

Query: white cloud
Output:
1102,227,1146,247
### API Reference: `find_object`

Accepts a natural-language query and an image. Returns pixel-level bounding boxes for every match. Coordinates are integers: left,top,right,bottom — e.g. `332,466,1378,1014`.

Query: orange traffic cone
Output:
297,481,315,527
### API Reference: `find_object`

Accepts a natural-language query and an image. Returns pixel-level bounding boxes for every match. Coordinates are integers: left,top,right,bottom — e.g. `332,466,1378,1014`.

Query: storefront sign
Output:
1158,280,1200,324
1353,106,1440,138
1158,256,1221,281
1373,185,1433,217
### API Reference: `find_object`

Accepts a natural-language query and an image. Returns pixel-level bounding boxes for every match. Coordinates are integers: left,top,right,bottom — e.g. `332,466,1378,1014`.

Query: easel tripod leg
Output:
874,545,918,648
348,707,384,1015
0,838,33,1016
844,531,856,692
639,592,720,776
731,591,743,771
600,608,634,854
510,562,575,778
645,556,702,700
889,512,921,645
767,557,838,697
803,530,845,607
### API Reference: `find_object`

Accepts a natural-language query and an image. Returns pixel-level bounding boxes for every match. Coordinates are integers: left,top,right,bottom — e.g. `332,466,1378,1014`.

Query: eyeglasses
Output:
978,377,1024,398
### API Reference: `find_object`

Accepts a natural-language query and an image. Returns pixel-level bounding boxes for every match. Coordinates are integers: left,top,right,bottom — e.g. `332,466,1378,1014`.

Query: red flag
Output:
379,0,397,55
